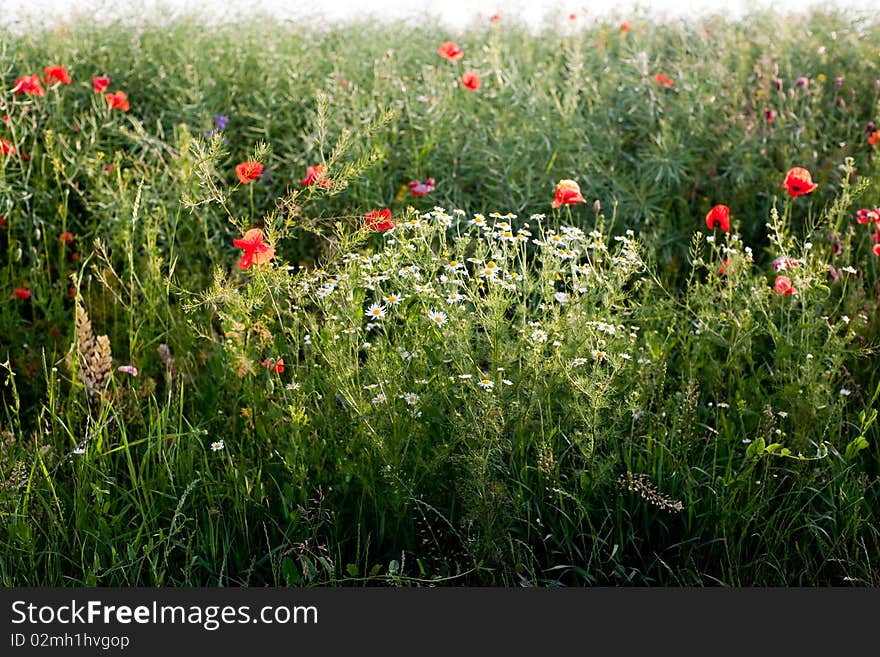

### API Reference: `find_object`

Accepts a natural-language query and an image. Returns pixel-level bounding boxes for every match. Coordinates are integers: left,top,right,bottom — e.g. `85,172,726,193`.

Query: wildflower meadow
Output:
1,8,880,587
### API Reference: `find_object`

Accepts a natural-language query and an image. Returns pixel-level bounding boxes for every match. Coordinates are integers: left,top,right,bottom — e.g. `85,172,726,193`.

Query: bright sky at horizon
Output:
0,0,877,31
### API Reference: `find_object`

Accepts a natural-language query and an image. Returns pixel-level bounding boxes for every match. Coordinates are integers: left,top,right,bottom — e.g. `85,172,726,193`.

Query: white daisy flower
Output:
211,440,225,452
531,329,548,343
365,303,387,320
477,379,494,390
446,293,465,304
428,309,448,327
402,392,420,405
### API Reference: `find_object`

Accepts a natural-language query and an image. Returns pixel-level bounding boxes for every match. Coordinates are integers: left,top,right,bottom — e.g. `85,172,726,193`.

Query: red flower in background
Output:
14,288,31,300
654,73,674,87
869,130,880,147
233,228,275,270
235,161,263,185
13,74,45,96
437,41,464,61
92,76,110,93
301,164,332,187
44,66,71,85
461,71,481,91
717,258,730,276
105,91,130,111
0,217,6,228
773,275,797,296
705,204,730,233
873,244,880,257
620,21,631,32
765,108,777,123
364,209,395,232
0,138,15,156
490,14,500,23
409,178,435,196
856,208,880,225
552,179,586,209
781,167,818,197
58,231,74,244
262,357,284,374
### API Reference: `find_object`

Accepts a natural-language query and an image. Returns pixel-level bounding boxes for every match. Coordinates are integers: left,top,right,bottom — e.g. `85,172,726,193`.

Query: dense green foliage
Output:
1,9,879,586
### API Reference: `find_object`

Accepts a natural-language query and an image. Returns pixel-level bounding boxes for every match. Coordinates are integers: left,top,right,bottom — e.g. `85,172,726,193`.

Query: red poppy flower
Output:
13,74,45,96
59,231,74,244
92,76,110,93
437,41,464,62
869,131,880,147
233,228,275,270
552,179,586,209
856,208,880,225
461,71,480,91
717,258,730,276
705,204,730,233
0,217,6,228
620,21,631,32
105,91,130,111
765,108,777,123
781,167,818,197
262,357,284,374
873,231,880,245
0,138,15,156
68,286,76,298
14,288,31,300
873,244,880,257
44,66,71,85
235,161,264,185
569,13,577,20
301,164,332,187
654,73,674,88
364,209,395,232
490,14,500,22
1,115,8,123
409,178,435,196
773,275,797,296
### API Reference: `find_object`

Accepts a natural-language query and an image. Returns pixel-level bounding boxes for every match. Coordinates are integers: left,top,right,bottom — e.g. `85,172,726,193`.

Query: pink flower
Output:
408,178,435,196
772,256,799,272
117,365,139,376
773,275,797,296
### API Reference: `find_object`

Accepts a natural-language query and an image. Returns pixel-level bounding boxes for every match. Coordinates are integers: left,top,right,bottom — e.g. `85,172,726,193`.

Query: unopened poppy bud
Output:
593,199,601,214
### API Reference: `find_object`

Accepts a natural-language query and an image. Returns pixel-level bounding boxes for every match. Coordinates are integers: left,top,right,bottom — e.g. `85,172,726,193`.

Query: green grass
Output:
1,8,879,586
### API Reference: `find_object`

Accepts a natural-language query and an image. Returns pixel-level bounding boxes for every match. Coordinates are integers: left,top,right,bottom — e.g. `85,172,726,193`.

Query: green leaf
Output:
845,436,869,461
746,437,765,458
346,563,359,578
